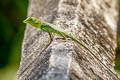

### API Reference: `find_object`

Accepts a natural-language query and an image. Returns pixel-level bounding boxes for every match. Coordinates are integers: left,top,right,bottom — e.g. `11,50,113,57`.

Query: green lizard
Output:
23,17,89,50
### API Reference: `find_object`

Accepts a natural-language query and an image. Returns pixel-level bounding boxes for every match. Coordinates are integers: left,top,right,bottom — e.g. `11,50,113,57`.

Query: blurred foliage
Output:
115,34,120,75
115,1,120,75
0,0,28,80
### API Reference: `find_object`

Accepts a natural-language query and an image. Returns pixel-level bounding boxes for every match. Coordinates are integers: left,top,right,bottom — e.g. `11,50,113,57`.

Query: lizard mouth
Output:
23,17,33,23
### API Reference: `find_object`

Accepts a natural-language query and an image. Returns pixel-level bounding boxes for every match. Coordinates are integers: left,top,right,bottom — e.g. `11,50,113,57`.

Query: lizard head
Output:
23,17,41,28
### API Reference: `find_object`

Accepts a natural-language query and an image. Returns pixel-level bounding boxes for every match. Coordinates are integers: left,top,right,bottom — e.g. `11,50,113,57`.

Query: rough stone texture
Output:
18,0,120,80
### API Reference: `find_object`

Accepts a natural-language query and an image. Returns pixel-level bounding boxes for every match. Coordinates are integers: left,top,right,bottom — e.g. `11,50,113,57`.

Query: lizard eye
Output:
34,20,38,24
28,17,33,21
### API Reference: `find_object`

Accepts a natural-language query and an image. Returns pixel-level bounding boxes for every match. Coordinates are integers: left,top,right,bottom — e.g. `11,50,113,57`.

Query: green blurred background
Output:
0,0,120,80
0,0,28,80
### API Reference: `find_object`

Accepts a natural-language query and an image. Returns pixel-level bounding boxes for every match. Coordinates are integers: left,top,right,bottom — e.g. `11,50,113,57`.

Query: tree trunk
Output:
18,0,120,80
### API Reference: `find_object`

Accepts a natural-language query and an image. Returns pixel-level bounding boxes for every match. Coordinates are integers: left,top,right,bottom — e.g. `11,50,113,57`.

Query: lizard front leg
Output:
48,32,54,41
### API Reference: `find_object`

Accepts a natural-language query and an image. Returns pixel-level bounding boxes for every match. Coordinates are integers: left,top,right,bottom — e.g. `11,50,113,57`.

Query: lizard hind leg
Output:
59,32,67,40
